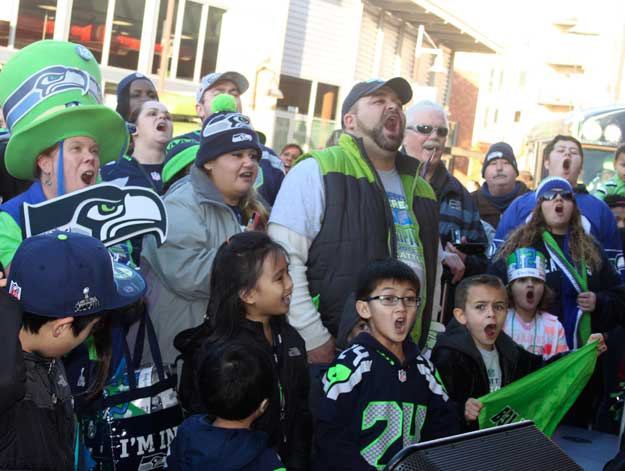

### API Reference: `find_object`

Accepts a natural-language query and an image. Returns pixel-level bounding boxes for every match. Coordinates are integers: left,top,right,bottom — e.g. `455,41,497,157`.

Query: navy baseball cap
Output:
341,77,413,124
7,232,146,317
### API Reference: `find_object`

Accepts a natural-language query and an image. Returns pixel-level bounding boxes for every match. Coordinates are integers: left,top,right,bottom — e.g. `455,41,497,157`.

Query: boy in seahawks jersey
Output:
312,259,460,470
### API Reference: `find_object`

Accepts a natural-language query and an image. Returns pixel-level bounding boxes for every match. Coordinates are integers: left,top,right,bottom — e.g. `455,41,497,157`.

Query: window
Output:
277,75,312,115
0,20,9,47
152,0,178,75
176,1,202,80
483,107,490,128
15,0,56,49
108,0,146,69
69,0,108,63
314,83,339,120
514,111,521,122
493,108,499,124
200,7,225,77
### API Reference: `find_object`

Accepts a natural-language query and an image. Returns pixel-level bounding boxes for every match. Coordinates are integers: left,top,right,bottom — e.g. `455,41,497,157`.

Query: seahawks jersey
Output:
312,332,460,470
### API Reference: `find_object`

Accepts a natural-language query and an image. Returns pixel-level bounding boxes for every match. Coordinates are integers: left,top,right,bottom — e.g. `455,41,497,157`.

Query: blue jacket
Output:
312,332,459,470
100,155,163,194
167,415,285,471
494,188,625,279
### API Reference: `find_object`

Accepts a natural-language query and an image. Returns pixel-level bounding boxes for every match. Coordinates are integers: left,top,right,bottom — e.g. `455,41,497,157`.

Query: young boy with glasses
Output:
312,258,459,470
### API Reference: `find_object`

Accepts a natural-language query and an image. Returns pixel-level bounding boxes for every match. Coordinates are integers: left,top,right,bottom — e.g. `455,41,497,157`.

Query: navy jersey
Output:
313,333,460,470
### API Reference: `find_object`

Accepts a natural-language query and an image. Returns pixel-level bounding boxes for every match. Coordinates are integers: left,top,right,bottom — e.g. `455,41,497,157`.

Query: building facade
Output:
0,0,496,150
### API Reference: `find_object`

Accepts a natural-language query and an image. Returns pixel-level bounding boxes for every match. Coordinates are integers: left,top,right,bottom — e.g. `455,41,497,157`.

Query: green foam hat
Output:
506,248,547,283
162,137,199,183
0,40,128,180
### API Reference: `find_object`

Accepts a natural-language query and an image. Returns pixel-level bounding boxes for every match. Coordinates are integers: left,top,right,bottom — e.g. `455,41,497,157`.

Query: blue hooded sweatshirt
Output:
494,188,625,279
167,415,285,471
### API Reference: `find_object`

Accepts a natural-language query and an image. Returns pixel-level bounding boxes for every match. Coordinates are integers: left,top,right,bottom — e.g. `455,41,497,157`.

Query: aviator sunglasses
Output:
539,189,574,202
406,124,449,138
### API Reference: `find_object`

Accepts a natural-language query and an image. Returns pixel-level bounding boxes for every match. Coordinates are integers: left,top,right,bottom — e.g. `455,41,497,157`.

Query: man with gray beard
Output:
269,78,442,365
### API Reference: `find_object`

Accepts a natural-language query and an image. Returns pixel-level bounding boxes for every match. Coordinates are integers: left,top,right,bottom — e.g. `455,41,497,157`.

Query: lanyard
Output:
271,327,287,443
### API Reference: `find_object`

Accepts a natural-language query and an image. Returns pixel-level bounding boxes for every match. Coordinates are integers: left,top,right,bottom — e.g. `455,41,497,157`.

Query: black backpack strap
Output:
144,312,166,381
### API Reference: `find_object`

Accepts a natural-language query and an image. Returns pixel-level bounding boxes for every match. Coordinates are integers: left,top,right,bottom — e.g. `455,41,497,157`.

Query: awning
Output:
367,0,501,54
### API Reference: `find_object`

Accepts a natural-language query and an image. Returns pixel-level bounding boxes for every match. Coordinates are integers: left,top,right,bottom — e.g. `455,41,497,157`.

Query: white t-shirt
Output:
478,346,502,392
377,168,426,295
269,158,325,240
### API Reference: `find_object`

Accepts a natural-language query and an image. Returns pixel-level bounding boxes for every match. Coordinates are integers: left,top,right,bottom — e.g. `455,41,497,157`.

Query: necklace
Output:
510,311,539,355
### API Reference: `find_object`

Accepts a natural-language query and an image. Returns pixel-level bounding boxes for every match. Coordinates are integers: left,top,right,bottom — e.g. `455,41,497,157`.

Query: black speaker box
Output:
384,420,582,471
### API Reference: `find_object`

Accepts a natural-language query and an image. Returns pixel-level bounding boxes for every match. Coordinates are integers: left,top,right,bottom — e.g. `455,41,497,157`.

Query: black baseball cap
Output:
341,77,413,124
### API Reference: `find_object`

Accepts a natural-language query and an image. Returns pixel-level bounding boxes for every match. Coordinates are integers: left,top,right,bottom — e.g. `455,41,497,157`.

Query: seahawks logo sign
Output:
22,184,167,247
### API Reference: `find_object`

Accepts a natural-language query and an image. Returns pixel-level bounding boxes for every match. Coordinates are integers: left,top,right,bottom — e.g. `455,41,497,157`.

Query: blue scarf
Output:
481,182,524,211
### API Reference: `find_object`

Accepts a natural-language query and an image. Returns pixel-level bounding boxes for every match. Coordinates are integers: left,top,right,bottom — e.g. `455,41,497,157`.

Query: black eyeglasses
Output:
407,124,449,138
365,295,421,307
539,189,574,202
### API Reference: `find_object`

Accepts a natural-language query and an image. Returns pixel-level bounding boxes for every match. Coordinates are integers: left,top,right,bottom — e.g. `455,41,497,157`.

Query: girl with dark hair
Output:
175,231,311,470
491,177,625,349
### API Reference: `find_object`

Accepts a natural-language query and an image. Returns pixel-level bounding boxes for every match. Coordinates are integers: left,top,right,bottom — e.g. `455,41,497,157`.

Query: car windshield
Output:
582,147,615,190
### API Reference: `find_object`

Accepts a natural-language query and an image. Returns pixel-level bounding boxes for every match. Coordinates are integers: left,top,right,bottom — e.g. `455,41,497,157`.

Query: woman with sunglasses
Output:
489,176,625,351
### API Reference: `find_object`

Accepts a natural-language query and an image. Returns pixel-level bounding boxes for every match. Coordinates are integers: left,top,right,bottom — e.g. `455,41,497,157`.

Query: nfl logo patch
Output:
8,281,22,300
398,369,407,383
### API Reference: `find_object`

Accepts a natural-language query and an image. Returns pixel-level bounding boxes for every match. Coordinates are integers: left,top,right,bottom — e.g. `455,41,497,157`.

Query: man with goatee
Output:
269,78,441,365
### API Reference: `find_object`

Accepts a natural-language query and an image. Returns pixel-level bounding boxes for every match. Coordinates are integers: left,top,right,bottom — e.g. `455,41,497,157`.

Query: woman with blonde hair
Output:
140,95,268,365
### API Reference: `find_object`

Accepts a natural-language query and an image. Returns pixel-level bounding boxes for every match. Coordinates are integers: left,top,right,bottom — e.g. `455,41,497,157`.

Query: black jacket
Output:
176,317,312,470
0,291,76,470
429,163,488,276
471,181,529,230
431,318,545,431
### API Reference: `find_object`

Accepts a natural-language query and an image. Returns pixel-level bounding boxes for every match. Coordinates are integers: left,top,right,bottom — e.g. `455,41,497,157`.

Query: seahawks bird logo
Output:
4,65,102,130
22,184,167,247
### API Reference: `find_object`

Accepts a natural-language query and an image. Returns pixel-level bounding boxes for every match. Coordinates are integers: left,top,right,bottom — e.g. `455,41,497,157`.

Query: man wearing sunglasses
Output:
269,78,441,365
494,134,625,280
403,102,488,286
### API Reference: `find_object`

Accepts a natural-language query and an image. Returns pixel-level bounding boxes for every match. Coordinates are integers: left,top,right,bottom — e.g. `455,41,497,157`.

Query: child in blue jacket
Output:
168,342,285,471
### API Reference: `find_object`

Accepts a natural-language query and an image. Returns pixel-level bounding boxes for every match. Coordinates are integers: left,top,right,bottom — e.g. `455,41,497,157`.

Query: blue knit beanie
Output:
535,176,574,201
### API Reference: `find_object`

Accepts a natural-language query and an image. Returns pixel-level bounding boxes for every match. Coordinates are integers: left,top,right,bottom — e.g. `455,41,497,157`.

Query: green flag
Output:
478,341,598,436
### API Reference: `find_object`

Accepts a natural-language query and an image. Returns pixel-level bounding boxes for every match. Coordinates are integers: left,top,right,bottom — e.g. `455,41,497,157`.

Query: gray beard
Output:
356,116,403,152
